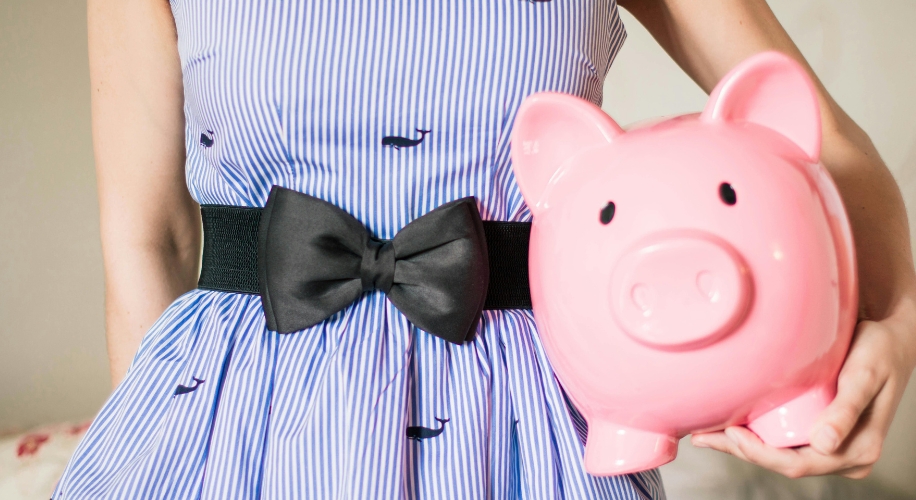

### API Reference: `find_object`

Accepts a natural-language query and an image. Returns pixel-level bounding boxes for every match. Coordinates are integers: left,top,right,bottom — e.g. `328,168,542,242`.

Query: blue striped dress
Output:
55,1,665,498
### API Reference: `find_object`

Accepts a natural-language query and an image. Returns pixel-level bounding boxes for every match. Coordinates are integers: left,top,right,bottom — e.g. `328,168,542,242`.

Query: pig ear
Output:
511,92,623,213
701,51,821,162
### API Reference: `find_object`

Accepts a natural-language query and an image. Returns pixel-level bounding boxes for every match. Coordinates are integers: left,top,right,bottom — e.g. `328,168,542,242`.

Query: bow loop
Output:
257,186,489,344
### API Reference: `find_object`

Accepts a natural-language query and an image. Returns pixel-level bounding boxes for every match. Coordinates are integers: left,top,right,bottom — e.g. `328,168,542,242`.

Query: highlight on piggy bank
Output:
510,51,858,476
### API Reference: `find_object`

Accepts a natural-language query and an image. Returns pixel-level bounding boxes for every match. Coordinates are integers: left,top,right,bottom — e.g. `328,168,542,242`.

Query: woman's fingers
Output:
811,367,884,453
811,322,889,455
724,427,826,478
693,428,808,477
690,424,881,479
689,319,914,478
691,404,889,478
693,427,844,478
691,431,743,457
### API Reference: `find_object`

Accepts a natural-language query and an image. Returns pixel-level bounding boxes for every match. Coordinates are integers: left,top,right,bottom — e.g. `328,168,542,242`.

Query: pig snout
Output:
609,231,753,349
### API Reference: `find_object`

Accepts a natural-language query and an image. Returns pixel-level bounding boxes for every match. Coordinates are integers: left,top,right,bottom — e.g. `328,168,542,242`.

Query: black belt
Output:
198,186,531,344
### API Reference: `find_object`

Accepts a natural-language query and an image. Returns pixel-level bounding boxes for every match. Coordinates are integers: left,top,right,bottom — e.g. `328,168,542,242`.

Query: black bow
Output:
257,186,490,344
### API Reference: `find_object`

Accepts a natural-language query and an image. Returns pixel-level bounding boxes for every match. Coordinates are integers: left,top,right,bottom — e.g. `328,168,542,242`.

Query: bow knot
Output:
257,187,490,344
361,238,395,293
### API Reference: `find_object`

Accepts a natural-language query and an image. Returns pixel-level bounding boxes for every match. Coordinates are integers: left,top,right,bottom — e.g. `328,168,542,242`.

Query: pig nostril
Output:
696,271,720,302
631,283,656,317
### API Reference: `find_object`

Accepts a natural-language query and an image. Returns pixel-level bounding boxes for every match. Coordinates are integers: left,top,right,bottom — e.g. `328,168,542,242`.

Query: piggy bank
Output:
510,51,858,475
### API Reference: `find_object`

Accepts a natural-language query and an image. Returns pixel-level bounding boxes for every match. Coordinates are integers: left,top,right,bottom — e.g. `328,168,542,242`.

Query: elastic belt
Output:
197,204,532,310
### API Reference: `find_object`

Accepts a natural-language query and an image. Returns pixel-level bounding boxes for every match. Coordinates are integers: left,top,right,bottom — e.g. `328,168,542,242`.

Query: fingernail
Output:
812,426,839,454
692,438,710,449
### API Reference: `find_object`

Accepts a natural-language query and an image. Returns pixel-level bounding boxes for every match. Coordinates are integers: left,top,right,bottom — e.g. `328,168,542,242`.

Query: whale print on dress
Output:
406,417,450,441
381,129,431,150
174,377,205,396
200,131,214,148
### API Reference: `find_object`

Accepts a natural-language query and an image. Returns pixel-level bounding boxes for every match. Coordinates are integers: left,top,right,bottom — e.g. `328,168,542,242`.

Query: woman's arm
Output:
618,0,916,479
88,0,200,388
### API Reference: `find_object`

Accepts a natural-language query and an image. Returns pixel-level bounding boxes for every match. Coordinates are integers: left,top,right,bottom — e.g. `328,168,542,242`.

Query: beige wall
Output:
0,0,913,497
0,1,111,429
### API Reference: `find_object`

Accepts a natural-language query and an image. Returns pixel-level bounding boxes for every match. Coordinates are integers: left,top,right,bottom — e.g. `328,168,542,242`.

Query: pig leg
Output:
747,385,835,448
583,420,678,475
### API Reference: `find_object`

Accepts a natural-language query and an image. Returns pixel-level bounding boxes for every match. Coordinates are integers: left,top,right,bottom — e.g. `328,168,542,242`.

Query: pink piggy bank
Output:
510,51,857,475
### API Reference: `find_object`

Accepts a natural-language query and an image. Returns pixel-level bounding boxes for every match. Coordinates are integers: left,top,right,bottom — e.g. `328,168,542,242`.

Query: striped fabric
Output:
55,1,666,498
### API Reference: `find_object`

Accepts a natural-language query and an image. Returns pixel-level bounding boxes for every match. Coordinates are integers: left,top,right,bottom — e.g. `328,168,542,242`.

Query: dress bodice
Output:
173,0,626,237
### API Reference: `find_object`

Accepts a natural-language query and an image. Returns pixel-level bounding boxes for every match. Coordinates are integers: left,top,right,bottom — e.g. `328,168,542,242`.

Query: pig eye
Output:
600,201,616,224
719,183,737,205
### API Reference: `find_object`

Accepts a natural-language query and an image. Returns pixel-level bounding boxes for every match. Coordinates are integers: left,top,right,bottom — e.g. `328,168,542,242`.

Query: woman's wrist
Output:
102,238,201,388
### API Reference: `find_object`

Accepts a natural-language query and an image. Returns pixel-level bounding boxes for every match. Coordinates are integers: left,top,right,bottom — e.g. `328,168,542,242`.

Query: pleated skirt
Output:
54,290,664,499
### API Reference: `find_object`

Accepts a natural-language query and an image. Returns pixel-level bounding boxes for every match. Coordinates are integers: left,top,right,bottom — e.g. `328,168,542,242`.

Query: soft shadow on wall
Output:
0,0,110,431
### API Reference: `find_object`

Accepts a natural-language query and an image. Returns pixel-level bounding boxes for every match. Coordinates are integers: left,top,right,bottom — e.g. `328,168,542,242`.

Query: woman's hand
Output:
691,308,916,478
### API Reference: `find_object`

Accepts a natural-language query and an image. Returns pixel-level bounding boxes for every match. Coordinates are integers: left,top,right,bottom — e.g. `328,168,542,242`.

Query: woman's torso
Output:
54,3,671,499
175,0,625,237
